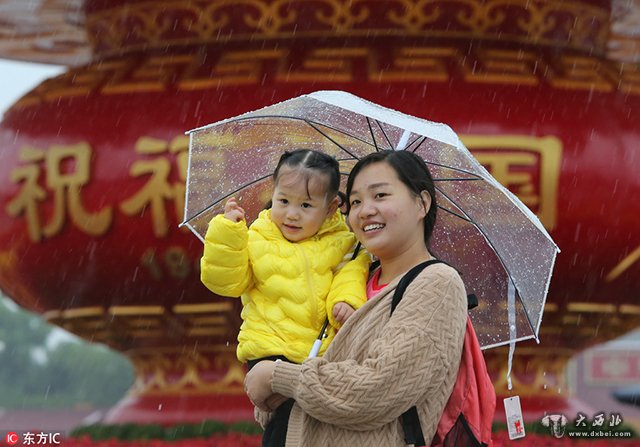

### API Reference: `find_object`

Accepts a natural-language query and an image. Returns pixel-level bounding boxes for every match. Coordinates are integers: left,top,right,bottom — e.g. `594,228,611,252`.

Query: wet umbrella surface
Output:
182,90,560,350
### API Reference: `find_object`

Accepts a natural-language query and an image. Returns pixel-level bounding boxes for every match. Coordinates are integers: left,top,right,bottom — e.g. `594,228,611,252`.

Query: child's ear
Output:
327,196,340,216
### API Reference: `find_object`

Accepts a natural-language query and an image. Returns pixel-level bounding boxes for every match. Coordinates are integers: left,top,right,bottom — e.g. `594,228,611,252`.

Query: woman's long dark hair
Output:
345,150,437,247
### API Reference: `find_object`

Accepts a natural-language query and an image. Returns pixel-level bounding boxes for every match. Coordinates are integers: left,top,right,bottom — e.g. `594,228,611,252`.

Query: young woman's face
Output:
348,162,428,259
271,167,337,242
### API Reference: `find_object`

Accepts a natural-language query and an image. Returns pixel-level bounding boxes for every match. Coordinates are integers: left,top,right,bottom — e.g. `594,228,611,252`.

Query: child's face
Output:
270,167,338,242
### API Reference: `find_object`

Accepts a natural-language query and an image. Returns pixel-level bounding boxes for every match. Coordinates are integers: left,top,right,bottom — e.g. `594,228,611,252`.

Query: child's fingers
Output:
333,305,346,323
225,197,240,210
224,199,247,222
334,303,356,324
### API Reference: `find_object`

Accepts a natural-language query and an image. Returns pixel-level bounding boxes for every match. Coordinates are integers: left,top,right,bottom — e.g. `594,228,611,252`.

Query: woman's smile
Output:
362,222,385,233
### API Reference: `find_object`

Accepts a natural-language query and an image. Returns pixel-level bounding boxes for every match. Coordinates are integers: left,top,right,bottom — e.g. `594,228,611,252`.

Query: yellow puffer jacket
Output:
201,209,370,364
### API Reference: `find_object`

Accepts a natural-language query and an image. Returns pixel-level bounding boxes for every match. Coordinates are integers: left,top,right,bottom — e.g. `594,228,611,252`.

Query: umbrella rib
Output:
375,119,394,149
404,134,423,151
366,117,380,151
436,204,473,223
409,139,484,180
408,135,427,153
433,177,483,182
425,161,484,179
305,121,361,160
185,173,273,224
434,184,538,337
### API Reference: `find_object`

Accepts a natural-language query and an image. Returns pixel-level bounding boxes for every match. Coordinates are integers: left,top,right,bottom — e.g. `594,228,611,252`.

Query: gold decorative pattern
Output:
241,0,297,36
539,309,639,347
11,45,640,115
620,305,640,315
485,348,573,396
44,298,638,372
462,135,562,230
44,302,236,350
0,0,625,66
314,0,370,32
453,0,508,33
567,302,617,313
460,49,540,86
127,346,245,395
606,245,640,282
387,0,440,33
85,0,609,58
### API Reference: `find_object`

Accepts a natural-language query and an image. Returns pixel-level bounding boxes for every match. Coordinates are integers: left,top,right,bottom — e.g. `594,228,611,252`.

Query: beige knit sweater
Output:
269,263,468,447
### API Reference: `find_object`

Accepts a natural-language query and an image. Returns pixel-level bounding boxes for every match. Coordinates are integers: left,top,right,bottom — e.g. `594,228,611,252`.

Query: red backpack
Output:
391,260,496,447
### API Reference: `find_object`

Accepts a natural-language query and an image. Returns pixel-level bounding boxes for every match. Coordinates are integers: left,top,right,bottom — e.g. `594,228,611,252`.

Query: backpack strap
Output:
391,260,445,315
390,260,477,312
391,259,444,447
391,259,477,447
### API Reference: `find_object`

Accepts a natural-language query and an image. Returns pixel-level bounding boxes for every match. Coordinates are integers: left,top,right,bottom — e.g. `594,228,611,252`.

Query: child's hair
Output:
346,150,437,248
273,149,342,203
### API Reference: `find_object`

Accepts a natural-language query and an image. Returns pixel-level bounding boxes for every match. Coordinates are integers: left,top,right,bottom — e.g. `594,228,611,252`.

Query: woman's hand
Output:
333,302,356,325
264,393,288,411
224,197,246,222
244,360,277,411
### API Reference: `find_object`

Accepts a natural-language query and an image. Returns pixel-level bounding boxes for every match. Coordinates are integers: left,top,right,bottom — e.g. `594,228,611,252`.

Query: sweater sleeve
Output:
325,244,370,328
200,214,253,297
272,267,467,430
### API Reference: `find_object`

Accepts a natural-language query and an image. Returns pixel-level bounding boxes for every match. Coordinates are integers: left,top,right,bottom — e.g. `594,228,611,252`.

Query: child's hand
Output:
224,198,245,222
333,302,356,325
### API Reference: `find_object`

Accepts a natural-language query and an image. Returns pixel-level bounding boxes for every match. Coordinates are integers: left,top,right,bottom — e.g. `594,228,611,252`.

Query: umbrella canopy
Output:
182,91,559,350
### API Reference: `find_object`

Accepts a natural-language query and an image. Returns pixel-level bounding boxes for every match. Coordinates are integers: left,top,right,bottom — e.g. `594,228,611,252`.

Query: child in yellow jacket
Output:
201,149,370,365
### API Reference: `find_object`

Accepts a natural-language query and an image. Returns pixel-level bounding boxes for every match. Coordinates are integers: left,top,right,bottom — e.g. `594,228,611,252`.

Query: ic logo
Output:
6,432,19,445
541,414,568,438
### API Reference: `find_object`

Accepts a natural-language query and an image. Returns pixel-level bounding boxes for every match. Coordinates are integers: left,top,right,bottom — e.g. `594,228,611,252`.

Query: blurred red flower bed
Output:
2,431,639,446
492,431,640,446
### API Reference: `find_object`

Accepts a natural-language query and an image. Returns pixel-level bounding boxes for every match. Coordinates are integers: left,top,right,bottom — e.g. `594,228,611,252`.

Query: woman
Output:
245,150,469,446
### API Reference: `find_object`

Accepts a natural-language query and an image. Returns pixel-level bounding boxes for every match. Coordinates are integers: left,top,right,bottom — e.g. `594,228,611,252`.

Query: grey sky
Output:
0,59,64,116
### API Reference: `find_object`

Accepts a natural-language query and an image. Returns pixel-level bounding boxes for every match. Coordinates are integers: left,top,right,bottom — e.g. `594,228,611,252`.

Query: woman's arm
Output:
272,266,467,430
200,214,253,297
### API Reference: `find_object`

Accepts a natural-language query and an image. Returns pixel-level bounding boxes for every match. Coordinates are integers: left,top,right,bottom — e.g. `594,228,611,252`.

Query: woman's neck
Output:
377,246,433,285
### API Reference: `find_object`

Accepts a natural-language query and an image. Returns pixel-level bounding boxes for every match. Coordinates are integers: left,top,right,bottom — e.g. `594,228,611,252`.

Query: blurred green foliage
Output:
0,294,134,409
70,420,262,440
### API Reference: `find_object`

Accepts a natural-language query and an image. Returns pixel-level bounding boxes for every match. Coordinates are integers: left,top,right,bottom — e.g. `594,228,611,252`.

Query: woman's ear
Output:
419,190,432,217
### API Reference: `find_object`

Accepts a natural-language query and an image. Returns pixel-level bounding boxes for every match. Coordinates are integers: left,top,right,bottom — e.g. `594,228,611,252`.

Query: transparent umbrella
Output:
181,90,560,350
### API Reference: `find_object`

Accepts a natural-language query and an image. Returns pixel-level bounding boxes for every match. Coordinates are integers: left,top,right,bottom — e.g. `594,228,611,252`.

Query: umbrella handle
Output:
308,339,323,358
308,318,330,358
